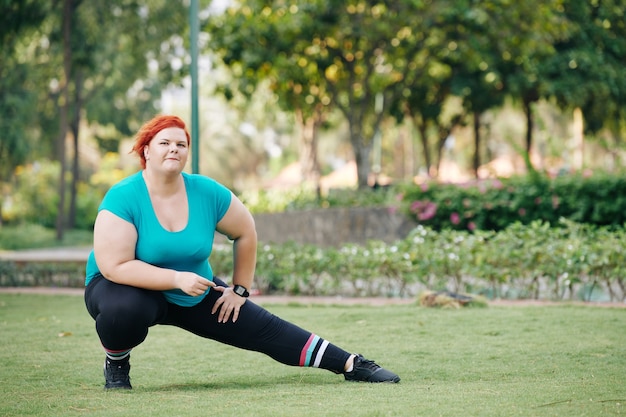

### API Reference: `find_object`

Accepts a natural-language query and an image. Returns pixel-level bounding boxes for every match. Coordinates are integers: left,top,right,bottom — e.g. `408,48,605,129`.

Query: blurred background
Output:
1,0,625,243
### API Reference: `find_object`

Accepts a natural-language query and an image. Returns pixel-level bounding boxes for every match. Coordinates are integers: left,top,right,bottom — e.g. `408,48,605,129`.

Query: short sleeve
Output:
98,176,142,225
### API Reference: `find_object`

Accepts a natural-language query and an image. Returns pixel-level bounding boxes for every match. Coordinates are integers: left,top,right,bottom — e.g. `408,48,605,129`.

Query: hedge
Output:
398,171,626,232
209,219,626,302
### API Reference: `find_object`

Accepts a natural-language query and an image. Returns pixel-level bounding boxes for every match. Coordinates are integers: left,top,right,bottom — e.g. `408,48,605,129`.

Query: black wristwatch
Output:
233,285,250,298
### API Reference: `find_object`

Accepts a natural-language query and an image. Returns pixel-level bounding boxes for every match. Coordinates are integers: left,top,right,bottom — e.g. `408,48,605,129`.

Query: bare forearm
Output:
231,233,257,289
100,259,177,290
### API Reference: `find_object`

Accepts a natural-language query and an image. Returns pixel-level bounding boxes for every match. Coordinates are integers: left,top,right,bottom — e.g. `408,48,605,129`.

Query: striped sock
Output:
104,347,131,362
299,334,330,368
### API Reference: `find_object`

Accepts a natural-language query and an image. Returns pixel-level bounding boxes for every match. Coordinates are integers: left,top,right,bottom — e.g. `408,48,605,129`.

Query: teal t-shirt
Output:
85,171,232,306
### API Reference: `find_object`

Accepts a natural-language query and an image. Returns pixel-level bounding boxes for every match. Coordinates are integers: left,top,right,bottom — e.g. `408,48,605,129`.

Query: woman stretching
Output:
84,114,400,389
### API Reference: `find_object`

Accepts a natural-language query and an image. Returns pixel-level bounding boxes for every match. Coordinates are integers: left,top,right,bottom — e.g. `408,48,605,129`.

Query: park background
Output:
1,3,626,416
1,0,626,302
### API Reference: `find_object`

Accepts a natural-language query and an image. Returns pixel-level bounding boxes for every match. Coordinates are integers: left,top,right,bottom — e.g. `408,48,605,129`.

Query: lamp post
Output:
190,0,199,174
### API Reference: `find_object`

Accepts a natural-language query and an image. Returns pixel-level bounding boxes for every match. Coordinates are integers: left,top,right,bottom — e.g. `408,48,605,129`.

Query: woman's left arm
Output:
213,193,257,322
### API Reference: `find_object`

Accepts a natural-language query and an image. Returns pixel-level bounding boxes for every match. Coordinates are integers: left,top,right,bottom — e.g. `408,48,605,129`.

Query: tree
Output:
12,0,202,234
486,0,567,170
0,0,49,225
208,1,334,189
541,0,626,161
210,0,451,189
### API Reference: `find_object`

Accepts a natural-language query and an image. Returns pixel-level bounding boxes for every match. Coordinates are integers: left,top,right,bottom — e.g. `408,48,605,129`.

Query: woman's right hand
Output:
174,271,216,296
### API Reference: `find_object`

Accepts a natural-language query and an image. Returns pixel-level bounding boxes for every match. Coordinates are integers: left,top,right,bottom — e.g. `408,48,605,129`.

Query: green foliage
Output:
241,185,399,213
0,261,86,287
0,1,49,183
0,224,92,250
7,161,61,227
3,218,626,302
399,171,626,231
2,153,132,229
239,187,318,214
206,220,626,302
1,294,625,417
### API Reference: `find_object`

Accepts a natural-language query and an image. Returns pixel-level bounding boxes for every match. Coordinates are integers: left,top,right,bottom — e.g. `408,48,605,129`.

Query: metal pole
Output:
190,0,199,174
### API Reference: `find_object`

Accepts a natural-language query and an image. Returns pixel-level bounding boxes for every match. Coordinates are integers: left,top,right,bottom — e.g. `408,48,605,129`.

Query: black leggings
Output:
84,274,350,373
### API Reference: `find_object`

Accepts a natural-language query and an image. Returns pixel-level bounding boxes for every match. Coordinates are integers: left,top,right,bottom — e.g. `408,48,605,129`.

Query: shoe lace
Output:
355,357,380,372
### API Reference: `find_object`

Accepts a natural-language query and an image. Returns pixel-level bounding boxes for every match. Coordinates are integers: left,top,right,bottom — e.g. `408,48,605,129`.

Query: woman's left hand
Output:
211,286,247,323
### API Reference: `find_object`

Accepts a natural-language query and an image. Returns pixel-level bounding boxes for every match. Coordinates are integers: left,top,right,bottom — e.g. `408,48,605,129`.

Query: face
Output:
144,127,189,173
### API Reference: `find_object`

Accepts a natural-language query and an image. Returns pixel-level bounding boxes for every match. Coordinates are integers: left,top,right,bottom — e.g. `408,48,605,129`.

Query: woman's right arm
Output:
93,210,214,296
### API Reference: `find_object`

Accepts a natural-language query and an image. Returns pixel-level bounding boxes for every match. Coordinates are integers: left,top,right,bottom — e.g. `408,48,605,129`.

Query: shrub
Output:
399,171,626,231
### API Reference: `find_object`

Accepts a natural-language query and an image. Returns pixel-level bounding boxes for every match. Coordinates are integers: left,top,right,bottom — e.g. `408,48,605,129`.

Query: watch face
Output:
234,285,248,297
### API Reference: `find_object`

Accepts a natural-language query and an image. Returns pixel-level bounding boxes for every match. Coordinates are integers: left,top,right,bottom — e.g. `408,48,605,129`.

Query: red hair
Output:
131,115,191,169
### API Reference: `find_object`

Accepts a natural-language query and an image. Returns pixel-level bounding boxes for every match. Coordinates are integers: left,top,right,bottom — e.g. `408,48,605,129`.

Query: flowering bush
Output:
398,171,626,231
3,220,625,302
205,220,626,302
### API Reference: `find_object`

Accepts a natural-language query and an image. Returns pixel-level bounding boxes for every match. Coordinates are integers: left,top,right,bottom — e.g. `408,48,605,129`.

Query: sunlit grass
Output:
0,293,624,416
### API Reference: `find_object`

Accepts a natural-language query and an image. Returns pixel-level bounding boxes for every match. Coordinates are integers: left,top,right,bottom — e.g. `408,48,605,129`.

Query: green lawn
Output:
0,293,624,417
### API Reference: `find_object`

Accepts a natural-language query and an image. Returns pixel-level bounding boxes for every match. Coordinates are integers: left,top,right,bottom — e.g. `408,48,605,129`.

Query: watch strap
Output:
233,284,250,298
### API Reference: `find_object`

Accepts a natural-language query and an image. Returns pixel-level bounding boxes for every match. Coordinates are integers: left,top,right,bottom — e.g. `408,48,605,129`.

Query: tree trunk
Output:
523,98,533,154
393,124,406,180
472,111,481,178
522,97,537,173
434,126,450,179
415,118,431,178
294,107,322,189
348,120,372,189
55,0,73,241
67,71,83,229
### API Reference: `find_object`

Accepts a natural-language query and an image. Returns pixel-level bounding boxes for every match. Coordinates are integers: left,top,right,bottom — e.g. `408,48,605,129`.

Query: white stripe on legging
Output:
312,340,329,368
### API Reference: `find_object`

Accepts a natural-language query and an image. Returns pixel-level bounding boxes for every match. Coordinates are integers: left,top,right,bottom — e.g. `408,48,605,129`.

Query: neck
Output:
142,169,183,197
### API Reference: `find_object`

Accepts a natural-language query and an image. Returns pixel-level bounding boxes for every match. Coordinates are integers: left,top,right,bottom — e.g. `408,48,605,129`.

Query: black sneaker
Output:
344,354,400,383
104,357,132,390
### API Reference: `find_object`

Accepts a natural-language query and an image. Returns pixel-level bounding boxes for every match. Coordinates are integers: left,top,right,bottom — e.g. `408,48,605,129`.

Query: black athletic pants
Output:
84,274,350,373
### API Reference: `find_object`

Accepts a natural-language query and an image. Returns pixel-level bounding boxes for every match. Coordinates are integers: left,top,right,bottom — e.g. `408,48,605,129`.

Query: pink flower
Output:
410,201,422,213
518,208,526,216
420,183,429,192
468,222,476,231
450,212,461,225
410,200,438,221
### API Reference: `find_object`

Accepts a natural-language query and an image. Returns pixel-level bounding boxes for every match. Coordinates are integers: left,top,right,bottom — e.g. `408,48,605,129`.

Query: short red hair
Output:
131,115,191,169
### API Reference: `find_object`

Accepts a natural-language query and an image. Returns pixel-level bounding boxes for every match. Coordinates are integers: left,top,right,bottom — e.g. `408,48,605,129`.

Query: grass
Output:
0,294,624,417
0,224,93,250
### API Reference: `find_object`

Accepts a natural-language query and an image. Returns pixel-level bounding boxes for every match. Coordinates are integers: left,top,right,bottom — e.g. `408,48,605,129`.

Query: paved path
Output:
0,246,92,262
1,287,624,308
0,286,416,306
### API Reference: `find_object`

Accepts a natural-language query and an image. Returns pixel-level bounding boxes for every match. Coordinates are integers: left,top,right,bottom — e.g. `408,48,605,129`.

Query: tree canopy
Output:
1,0,625,229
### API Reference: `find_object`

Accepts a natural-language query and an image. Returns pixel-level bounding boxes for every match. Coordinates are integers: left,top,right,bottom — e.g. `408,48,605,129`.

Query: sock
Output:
104,347,131,362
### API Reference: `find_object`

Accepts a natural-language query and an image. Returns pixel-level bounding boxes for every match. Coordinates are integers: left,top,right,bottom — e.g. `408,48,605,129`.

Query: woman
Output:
84,114,400,389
